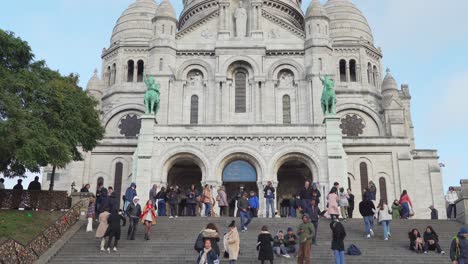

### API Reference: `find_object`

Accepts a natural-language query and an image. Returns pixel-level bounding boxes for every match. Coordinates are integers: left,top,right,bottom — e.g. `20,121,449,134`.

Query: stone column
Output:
346,64,350,83
324,115,347,188
218,1,230,39
133,66,138,82
250,1,263,39
258,182,266,217
456,179,468,224
135,115,156,195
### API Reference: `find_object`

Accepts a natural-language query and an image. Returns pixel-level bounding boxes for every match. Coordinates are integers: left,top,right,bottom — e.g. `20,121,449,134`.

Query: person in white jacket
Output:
377,199,392,240
445,187,459,220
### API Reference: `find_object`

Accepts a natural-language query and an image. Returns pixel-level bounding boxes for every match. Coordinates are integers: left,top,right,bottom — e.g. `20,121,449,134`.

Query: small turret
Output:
305,0,330,47
86,69,104,102
151,0,177,44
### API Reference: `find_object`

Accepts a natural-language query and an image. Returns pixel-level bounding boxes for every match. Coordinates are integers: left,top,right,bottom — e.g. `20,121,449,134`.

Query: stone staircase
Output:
48,217,462,264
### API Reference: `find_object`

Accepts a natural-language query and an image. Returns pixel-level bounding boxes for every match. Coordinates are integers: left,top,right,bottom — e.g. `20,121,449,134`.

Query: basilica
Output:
43,0,446,218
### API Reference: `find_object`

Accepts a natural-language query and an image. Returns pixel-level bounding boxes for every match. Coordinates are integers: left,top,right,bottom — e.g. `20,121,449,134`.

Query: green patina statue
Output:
144,72,160,115
320,73,337,115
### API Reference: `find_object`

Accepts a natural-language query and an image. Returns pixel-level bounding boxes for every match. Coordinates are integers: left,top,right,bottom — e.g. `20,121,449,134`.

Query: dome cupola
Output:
306,0,329,19
154,0,177,20
382,68,398,92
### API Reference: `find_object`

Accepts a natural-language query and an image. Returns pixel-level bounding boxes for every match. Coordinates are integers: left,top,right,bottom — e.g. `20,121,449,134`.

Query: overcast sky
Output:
1,0,467,191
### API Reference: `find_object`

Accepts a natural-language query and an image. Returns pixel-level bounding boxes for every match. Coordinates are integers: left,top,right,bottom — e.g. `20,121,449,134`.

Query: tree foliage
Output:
0,29,104,179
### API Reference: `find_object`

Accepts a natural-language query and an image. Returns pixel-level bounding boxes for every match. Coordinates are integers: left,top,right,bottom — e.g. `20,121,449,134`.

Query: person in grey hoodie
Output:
238,192,252,232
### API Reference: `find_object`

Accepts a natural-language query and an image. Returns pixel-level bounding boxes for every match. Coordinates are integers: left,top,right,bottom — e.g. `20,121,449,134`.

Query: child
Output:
106,209,126,252
141,200,157,240
257,226,274,264
249,191,259,217
330,221,346,264
409,228,424,253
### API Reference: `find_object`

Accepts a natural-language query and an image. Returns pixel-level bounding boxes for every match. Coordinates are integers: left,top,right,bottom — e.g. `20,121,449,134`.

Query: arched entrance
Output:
222,160,259,217
165,153,205,216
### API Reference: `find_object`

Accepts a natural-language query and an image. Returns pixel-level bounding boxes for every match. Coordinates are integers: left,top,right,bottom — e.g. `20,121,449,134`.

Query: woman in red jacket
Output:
399,190,413,219
141,200,157,240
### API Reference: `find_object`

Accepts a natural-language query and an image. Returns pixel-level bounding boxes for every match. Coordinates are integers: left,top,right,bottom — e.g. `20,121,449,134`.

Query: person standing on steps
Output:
149,184,158,211
217,186,228,217
197,238,220,264
450,227,468,264
368,181,377,202
297,214,315,264
347,189,355,218
299,180,314,216
156,187,167,216
359,196,375,239
330,221,346,264
257,225,274,264
338,188,349,222
399,190,413,219
202,184,213,217
446,187,459,220
186,184,198,217
391,200,401,219
168,185,180,218
124,183,137,214
422,226,445,254
306,199,323,245
140,200,156,240
327,187,340,222
311,183,321,205
105,208,126,252
377,199,392,240
264,181,276,218
86,195,96,232
201,223,221,256
238,192,252,232
223,220,240,264
96,206,110,251
127,196,141,240
249,191,259,217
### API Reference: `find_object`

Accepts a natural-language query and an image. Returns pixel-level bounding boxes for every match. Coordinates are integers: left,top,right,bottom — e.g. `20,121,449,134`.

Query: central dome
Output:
324,0,374,44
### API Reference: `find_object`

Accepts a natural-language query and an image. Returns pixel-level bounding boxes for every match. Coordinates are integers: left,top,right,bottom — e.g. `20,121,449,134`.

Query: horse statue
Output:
143,72,160,115
320,74,337,115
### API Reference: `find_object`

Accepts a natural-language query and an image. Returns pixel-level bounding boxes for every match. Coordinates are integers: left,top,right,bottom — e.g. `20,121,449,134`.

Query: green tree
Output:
0,29,104,190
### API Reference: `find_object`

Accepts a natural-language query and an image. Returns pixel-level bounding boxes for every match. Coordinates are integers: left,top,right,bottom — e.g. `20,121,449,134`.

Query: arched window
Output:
111,63,116,85
318,58,323,71
350,59,357,82
137,60,144,82
114,162,123,208
235,71,247,113
96,177,104,193
359,162,369,195
367,63,372,84
190,95,199,124
373,65,378,87
159,58,163,71
282,95,291,124
107,66,111,87
379,177,388,204
339,59,347,82
127,60,134,82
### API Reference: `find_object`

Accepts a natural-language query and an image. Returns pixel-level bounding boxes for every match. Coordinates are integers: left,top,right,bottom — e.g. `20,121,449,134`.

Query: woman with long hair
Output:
330,221,346,264
203,185,213,217
377,199,392,240
399,190,413,219
140,200,156,240
423,226,445,254
408,228,424,253
327,187,340,221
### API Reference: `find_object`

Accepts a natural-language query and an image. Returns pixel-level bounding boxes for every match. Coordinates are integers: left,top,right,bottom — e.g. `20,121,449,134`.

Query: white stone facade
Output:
43,0,446,219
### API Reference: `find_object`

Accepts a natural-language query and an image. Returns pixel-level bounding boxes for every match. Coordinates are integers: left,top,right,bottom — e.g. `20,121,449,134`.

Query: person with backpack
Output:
330,221,346,264
223,220,239,264
257,225,274,264
249,191,259,217
377,199,392,240
105,209,126,252
450,227,468,264
264,181,276,218
422,226,445,254
408,228,424,253
359,196,375,239
197,238,220,264
297,214,315,264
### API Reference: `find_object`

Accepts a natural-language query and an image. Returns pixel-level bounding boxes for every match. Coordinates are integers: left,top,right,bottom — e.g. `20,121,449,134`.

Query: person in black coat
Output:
127,196,141,240
97,187,110,216
257,226,274,264
27,176,41,190
331,221,346,263
13,179,23,190
105,209,126,251
423,226,445,254
347,189,355,218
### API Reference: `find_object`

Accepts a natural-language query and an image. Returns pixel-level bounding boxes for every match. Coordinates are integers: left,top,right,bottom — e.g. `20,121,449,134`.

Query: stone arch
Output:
377,172,393,204
214,146,267,183
103,104,145,128
176,59,213,80
160,146,210,184
104,107,145,137
336,103,385,136
220,56,261,76
267,58,305,80
356,157,374,199
269,146,321,183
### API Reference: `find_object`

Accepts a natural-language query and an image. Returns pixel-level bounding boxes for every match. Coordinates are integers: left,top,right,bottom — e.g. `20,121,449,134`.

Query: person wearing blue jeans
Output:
330,221,346,264
359,198,375,238
205,202,211,217
263,181,275,218
238,193,252,232
377,200,393,240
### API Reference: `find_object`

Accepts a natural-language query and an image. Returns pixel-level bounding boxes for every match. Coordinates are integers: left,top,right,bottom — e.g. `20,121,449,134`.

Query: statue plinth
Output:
324,114,347,190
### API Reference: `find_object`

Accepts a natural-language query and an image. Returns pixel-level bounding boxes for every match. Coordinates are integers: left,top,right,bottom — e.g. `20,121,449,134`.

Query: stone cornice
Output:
262,10,305,39
154,135,325,142
177,10,219,40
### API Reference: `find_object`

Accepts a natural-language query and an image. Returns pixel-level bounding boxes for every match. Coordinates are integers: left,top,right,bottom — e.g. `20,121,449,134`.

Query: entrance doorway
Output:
277,160,313,217
167,160,202,216
222,160,258,217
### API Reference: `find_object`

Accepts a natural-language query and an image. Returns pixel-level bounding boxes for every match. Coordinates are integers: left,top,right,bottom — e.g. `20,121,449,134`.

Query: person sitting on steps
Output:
423,226,445,254
408,228,424,253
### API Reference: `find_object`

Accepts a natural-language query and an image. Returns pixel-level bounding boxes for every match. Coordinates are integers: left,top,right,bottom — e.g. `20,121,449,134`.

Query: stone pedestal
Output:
135,115,156,193
456,179,468,224
324,115,347,189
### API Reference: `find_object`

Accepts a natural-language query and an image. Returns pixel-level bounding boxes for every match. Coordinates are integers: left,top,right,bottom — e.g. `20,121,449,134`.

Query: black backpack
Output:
347,244,362,255
194,233,204,252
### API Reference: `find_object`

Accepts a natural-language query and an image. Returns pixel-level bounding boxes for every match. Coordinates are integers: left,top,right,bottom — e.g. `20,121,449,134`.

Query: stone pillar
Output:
218,1,230,39
324,115,347,188
135,115,156,195
133,66,138,82
456,179,468,224
250,1,263,39
346,64,350,83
